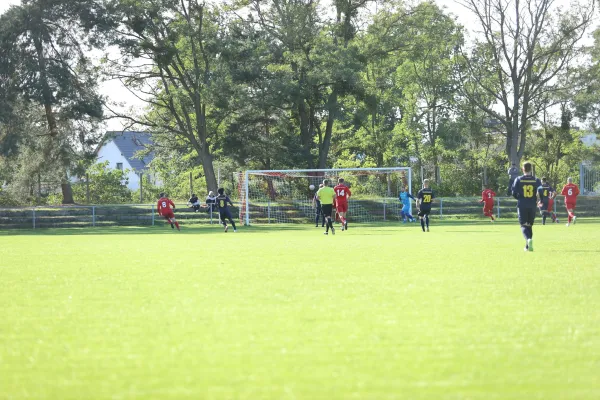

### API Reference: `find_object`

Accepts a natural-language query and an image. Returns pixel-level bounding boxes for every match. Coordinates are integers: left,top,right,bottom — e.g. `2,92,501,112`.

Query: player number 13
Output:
523,185,534,198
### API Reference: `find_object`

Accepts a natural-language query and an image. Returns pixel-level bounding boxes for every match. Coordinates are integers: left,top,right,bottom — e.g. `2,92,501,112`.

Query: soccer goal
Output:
236,167,412,225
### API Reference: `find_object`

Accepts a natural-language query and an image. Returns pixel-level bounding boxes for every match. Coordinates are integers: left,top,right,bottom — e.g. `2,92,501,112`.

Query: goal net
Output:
235,167,412,225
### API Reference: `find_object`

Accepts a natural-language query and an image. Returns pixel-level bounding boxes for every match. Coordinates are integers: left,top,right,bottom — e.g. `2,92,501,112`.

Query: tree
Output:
459,0,595,166
0,0,107,203
104,0,231,192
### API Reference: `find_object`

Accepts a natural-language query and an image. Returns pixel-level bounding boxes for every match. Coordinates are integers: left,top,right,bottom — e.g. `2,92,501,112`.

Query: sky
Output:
0,0,596,131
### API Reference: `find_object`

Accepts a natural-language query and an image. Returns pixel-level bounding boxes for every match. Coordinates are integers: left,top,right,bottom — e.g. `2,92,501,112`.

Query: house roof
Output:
102,131,154,171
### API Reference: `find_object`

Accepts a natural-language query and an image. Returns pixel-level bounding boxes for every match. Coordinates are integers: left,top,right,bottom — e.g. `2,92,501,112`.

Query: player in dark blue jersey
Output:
512,161,542,251
416,179,435,232
216,188,237,232
537,177,554,225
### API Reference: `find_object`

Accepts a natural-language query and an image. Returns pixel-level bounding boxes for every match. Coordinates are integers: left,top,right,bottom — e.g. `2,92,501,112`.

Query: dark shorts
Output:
538,200,549,214
418,208,431,217
219,209,233,221
518,206,536,226
321,204,333,217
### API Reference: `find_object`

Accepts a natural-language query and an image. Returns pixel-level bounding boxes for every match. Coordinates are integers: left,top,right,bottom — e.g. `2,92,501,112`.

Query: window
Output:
116,162,123,170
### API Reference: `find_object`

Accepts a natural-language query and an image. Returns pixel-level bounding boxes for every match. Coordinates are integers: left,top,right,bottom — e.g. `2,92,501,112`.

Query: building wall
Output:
96,141,142,191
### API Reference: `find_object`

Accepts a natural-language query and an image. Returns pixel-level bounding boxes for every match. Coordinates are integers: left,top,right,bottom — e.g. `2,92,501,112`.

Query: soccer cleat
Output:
566,223,570,227
341,225,345,231
171,224,175,229
323,231,328,235
556,218,559,223
331,227,335,235
524,246,529,252
527,239,533,252
426,227,430,232
224,225,229,232
234,229,237,233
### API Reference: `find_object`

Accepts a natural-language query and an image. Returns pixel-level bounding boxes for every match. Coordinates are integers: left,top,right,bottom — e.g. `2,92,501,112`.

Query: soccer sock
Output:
542,215,546,224
329,219,334,230
521,226,528,240
425,215,430,228
407,213,413,221
529,227,533,239
230,220,236,229
420,218,425,231
175,221,180,230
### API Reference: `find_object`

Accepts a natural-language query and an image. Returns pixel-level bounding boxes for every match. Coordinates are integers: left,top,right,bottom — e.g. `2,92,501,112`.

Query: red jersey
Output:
157,197,175,215
561,183,579,204
334,184,351,203
481,189,496,203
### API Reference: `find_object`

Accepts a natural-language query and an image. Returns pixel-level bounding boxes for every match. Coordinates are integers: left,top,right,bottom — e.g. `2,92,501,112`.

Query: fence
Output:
0,203,234,230
1,197,599,230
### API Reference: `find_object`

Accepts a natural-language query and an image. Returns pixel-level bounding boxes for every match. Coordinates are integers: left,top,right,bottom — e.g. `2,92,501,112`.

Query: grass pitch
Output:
1,220,599,400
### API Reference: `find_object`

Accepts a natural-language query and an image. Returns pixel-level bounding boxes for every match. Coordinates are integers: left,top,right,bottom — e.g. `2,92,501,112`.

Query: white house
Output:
96,131,154,191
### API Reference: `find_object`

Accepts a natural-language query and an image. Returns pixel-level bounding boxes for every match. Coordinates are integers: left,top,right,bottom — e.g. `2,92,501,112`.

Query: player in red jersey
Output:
479,185,496,221
333,178,351,231
157,193,180,231
561,177,580,226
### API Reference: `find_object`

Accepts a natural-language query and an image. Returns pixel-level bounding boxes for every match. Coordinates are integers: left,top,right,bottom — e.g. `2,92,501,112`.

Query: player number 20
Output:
523,185,534,198
423,194,431,203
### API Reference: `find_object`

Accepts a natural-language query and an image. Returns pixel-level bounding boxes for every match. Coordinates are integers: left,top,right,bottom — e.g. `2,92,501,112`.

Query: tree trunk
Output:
318,91,338,169
32,33,58,137
198,147,218,192
61,182,74,204
298,100,313,168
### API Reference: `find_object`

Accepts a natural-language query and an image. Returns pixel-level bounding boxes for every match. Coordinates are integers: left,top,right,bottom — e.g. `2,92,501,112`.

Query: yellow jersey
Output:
316,186,335,205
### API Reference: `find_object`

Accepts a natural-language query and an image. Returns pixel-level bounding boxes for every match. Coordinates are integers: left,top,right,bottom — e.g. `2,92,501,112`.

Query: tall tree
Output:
105,0,232,192
0,0,106,203
459,0,595,166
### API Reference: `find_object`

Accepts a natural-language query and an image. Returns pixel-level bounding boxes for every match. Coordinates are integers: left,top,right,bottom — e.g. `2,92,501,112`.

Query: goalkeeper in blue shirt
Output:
399,187,416,223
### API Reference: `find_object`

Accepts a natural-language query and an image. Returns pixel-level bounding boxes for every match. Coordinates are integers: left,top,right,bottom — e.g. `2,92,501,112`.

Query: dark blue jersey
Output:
512,175,542,208
537,184,554,202
216,194,233,211
417,188,435,210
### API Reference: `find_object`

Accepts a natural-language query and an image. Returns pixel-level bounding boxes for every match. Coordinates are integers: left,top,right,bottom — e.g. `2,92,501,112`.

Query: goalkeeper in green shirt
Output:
316,179,336,235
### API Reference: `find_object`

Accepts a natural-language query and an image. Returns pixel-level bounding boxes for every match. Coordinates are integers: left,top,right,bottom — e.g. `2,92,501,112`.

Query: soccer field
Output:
1,221,599,400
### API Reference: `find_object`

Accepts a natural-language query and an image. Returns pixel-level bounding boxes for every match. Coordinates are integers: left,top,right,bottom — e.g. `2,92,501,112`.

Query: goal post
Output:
237,167,413,225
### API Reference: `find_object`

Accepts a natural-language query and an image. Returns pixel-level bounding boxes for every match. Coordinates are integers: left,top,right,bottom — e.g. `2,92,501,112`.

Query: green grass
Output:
1,220,599,400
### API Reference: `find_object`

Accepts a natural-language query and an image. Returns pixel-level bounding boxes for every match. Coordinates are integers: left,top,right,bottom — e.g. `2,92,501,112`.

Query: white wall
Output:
96,141,141,191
